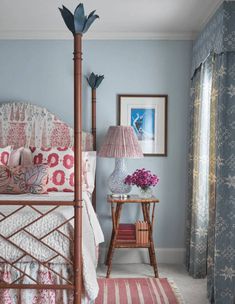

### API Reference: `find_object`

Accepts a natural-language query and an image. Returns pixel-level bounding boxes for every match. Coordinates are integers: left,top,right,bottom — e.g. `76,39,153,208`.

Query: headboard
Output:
0,102,93,150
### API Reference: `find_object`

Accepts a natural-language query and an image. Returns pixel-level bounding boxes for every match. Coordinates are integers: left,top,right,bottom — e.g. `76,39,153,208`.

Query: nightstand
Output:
105,194,160,278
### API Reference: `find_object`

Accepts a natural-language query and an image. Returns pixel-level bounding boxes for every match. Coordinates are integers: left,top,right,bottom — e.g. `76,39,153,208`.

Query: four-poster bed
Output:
0,3,101,304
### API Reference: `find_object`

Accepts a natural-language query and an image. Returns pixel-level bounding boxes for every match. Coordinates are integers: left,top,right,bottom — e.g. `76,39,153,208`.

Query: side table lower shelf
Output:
115,242,151,248
106,195,159,278
106,227,157,278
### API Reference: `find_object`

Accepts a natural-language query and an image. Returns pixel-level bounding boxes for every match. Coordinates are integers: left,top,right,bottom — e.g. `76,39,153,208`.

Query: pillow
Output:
82,151,96,194
31,147,75,192
30,147,96,193
0,146,12,166
21,148,33,166
8,147,24,167
0,164,49,194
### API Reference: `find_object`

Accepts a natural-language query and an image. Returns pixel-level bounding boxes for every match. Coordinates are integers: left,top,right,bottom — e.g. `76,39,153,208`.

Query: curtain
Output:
186,56,213,278
187,2,235,303
207,52,235,304
187,52,235,303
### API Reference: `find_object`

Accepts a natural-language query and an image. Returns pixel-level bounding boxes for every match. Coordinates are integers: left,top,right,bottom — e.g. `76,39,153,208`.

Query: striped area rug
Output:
95,278,184,304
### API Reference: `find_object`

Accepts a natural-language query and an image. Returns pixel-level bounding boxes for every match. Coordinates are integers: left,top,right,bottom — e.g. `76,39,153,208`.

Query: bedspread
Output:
0,192,104,303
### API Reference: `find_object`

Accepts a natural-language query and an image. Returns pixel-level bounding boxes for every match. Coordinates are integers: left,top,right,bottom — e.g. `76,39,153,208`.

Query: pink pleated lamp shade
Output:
98,126,143,158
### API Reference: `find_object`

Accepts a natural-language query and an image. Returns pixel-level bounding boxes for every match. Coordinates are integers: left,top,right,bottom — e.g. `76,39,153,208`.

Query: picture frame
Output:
118,94,168,156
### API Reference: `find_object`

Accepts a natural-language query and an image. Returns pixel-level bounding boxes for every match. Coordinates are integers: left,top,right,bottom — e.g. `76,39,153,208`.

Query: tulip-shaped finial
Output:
59,3,99,35
87,72,104,89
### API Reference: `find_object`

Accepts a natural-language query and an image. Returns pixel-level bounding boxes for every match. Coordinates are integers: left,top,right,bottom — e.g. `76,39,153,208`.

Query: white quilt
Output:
0,192,104,302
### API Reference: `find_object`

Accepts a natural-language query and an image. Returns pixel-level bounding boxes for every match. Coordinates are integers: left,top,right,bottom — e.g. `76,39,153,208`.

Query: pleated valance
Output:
191,1,235,77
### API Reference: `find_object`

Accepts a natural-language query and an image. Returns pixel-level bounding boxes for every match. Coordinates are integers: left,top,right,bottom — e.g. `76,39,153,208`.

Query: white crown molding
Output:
85,31,196,40
199,0,224,31
0,30,196,41
0,30,72,40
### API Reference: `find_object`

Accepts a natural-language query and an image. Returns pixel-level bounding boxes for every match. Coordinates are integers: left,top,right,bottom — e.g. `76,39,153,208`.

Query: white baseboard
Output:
99,247,186,265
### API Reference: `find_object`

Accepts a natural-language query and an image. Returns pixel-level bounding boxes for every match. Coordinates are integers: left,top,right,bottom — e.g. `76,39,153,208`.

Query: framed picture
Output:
119,95,167,156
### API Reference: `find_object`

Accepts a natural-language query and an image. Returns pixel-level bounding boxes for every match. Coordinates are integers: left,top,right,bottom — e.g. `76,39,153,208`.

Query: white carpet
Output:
97,263,209,304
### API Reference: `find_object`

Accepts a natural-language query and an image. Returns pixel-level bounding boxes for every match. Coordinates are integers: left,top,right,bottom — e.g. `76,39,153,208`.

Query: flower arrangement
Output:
124,169,159,191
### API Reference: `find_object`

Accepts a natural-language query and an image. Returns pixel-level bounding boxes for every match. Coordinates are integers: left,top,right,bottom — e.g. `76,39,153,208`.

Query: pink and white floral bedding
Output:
0,192,104,303
0,102,100,303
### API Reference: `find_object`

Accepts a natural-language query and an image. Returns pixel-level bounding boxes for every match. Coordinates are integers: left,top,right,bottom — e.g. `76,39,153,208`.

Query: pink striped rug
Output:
95,278,183,304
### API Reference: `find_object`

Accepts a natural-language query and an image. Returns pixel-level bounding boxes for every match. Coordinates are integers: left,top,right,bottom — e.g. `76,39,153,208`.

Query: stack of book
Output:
135,221,149,244
116,224,136,242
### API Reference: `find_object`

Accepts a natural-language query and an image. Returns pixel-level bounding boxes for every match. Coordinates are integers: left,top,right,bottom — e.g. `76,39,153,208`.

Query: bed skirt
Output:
0,262,91,304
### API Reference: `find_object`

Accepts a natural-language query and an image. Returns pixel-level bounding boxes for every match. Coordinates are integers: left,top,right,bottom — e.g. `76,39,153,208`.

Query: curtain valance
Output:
191,1,235,77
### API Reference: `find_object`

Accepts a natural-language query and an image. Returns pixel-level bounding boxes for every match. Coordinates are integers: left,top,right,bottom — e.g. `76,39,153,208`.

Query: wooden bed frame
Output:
0,34,94,304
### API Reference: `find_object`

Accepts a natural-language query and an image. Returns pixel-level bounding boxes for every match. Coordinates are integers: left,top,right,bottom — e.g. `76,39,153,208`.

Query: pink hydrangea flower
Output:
124,168,159,190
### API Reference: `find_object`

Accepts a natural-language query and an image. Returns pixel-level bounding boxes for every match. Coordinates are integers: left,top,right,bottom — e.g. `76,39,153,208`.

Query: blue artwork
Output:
131,108,155,141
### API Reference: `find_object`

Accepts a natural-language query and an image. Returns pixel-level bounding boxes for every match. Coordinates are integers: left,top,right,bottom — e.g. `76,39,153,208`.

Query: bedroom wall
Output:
0,40,192,264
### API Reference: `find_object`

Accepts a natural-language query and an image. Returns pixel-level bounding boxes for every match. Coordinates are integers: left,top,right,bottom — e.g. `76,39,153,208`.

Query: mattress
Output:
0,192,77,201
0,191,104,302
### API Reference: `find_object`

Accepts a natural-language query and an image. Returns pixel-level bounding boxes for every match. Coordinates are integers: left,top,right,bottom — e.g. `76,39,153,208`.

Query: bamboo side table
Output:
105,195,160,278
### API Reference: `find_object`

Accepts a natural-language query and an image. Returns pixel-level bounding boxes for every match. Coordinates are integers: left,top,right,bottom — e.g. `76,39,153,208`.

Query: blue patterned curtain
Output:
186,57,213,278
207,52,235,304
187,2,235,303
191,1,235,77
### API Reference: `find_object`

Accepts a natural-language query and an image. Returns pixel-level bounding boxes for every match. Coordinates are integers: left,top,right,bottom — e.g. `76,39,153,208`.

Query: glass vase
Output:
139,187,153,198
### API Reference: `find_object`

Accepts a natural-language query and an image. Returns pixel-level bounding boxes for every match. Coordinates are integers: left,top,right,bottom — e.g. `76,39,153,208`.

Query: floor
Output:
97,263,209,304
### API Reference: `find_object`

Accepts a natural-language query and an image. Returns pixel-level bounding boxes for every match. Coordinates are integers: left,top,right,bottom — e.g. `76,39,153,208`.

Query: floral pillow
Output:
30,147,96,193
0,164,49,194
0,146,12,166
31,147,75,192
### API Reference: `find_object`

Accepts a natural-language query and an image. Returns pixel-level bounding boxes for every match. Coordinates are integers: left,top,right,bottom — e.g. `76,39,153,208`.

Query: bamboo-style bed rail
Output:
0,4,99,304
73,32,83,304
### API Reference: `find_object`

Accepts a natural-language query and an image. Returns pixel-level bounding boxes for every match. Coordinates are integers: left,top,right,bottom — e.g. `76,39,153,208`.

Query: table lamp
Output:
98,126,143,197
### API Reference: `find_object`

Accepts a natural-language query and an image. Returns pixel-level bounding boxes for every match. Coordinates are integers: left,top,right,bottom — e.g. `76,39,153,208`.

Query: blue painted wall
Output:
0,40,192,254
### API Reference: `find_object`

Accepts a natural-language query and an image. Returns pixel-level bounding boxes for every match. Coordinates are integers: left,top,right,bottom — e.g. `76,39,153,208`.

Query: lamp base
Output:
110,193,130,199
108,158,131,195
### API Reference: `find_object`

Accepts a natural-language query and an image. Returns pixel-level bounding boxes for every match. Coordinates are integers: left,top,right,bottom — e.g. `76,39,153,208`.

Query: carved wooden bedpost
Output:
59,4,99,304
87,72,104,210
73,33,83,304
91,88,97,209
87,72,104,151
92,88,97,150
